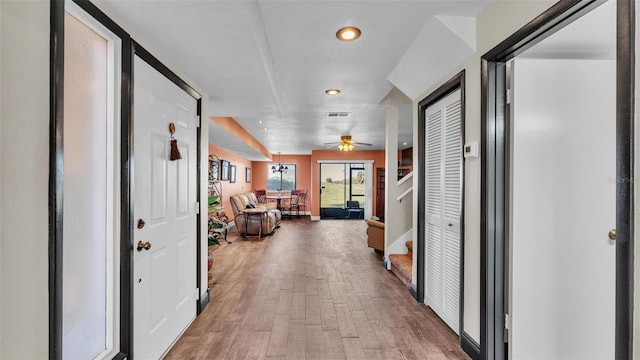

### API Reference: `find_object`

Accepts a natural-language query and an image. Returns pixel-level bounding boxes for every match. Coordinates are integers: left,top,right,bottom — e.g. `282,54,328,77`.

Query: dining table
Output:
265,192,291,211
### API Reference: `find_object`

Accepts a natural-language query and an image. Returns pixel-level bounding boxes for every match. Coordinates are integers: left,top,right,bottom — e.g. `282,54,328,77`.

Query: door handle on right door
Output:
608,229,616,241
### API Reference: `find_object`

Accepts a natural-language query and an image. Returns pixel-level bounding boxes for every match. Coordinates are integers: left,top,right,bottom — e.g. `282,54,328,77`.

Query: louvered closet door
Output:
424,89,461,335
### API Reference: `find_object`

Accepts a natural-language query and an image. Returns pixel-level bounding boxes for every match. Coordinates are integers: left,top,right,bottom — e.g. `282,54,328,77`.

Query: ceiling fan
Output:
324,135,372,152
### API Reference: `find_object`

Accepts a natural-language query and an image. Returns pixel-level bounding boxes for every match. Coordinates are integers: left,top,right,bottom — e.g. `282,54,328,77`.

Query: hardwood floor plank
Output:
305,295,322,325
363,348,387,360
323,330,347,360
276,290,293,316
291,293,306,320
342,337,366,360
316,278,331,299
286,319,306,360
244,331,271,360
305,275,319,296
294,274,307,293
305,325,326,360
350,310,381,350
266,315,290,357
282,271,295,291
255,299,278,332
320,298,339,331
335,303,359,338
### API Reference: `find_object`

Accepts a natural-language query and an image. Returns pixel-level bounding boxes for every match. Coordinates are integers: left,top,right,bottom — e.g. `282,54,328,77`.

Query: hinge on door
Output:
194,201,200,214
195,115,201,128
506,89,513,104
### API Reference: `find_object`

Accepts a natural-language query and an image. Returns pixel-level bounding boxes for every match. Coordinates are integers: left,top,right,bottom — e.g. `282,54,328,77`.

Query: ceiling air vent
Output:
325,112,351,118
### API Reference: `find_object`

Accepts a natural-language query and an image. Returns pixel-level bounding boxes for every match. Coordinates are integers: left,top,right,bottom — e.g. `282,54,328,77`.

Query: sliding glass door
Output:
320,163,365,219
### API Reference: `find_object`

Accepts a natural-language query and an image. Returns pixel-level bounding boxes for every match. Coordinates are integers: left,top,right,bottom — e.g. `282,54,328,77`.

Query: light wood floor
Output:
165,218,469,360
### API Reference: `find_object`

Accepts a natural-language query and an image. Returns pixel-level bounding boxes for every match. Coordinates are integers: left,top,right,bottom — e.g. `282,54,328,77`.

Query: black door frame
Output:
49,1,204,358
480,1,634,358
416,71,470,355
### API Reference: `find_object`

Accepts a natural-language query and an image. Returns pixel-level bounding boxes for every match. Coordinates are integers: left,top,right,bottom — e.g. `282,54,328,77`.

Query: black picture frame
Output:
246,167,252,183
230,165,236,183
220,160,230,181
209,159,219,182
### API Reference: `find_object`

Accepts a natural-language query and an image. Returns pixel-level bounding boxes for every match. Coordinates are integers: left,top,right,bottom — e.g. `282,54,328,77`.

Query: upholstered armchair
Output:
230,192,281,237
367,220,384,253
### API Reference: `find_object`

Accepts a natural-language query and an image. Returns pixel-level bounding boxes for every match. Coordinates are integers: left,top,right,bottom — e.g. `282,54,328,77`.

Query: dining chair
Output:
254,189,267,204
290,189,307,217
346,200,363,219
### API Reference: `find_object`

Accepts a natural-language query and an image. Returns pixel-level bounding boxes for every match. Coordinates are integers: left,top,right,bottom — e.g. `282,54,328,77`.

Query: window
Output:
268,163,296,191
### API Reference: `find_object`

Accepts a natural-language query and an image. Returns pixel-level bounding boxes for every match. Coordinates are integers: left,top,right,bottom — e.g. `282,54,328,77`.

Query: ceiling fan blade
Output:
353,142,372,146
323,142,341,145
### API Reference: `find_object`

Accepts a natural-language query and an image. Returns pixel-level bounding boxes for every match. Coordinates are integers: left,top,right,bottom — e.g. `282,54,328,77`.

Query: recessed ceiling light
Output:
336,26,361,41
403,142,408,146
259,120,263,124
325,89,341,95
263,127,268,131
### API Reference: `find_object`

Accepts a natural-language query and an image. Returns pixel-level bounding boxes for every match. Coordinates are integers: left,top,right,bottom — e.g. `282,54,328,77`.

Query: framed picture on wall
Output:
220,160,230,181
208,159,219,182
230,165,236,183
246,167,251,183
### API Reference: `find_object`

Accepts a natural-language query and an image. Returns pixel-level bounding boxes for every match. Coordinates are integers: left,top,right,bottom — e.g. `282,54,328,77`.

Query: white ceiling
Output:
94,0,490,160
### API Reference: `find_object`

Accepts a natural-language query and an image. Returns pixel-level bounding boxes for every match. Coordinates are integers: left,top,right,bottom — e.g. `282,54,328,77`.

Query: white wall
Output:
384,104,414,256
0,0,50,358
412,0,557,343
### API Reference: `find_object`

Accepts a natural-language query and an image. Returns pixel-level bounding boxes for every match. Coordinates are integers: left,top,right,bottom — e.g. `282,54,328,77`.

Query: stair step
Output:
406,240,413,252
388,254,412,288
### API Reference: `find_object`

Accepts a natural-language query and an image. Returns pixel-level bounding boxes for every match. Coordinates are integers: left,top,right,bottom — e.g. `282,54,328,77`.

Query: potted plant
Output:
207,194,227,270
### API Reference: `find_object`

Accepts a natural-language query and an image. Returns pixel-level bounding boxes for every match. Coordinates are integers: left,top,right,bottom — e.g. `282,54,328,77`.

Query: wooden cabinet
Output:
376,168,385,222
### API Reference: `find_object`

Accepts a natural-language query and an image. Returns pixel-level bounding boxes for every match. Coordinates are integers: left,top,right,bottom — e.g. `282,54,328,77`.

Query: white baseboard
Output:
310,215,321,221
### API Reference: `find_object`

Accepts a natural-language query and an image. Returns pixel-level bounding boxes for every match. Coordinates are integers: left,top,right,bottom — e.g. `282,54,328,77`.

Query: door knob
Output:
608,229,616,241
137,241,151,251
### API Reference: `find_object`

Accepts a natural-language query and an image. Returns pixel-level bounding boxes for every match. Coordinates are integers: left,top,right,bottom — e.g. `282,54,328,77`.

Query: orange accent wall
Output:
208,144,254,212
310,149,386,217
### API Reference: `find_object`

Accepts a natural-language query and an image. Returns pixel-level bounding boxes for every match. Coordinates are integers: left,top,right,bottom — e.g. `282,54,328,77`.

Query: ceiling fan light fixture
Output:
325,88,341,95
336,26,361,41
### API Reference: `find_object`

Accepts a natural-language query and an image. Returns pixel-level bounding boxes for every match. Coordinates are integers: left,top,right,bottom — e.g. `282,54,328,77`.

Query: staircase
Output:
388,240,412,288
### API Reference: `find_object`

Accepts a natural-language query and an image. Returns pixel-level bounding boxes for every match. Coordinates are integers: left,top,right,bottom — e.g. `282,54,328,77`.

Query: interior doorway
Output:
481,0,634,358
507,2,616,357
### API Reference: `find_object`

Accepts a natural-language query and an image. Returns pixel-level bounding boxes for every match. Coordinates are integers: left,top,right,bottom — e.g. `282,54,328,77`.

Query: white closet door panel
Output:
426,109,442,215
443,226,460,333
423,88,462,336
425,222,443,308
443,94,462,221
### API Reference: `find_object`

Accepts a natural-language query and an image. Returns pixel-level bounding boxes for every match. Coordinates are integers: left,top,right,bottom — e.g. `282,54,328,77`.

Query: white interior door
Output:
133,55,198,359
510,56,615,358
424,89,462,335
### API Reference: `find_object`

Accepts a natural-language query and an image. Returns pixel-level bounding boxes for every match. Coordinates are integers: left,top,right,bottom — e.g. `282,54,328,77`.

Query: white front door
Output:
133,55,198,359
424,89,462,335
509,3,616,356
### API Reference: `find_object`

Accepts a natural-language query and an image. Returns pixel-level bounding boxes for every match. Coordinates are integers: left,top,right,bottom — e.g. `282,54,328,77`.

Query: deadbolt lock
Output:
137,241,151,251
137,219,146,229
608,229,616,241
